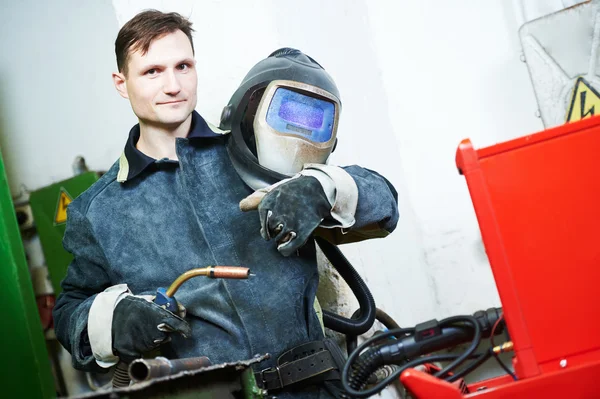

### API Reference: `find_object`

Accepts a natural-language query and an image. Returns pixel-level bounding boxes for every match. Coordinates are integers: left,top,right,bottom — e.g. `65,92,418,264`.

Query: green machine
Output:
29,172,100,295
0,151,55,398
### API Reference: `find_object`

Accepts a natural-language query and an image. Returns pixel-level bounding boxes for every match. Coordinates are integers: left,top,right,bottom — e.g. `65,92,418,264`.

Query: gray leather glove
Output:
253,176,332,256
112,296,191,363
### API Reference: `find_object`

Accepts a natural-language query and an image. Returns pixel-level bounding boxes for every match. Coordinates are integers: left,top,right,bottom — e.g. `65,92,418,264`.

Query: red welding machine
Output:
401,115,600,397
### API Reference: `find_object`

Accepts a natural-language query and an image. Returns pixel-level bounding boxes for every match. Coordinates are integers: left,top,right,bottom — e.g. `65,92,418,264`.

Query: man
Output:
53,9,399,398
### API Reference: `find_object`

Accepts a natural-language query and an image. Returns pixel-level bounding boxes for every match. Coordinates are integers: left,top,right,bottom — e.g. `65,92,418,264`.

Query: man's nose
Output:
163,70,181,95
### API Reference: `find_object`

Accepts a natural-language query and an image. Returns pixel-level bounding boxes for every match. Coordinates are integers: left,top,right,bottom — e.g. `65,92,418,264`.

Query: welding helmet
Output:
221,48,341,190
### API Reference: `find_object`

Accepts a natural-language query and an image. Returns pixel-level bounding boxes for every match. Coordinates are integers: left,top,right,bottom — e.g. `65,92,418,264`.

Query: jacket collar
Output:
117,111,229,183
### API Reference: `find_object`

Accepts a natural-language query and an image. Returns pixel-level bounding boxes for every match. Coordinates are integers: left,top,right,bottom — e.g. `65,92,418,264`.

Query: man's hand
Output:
112,296,191,363
240,176,332,256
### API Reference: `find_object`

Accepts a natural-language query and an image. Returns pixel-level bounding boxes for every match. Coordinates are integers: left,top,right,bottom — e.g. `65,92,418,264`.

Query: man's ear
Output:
112,72,129,99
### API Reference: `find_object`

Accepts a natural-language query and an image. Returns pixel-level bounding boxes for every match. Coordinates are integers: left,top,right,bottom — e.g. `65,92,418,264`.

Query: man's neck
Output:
136,115,193,161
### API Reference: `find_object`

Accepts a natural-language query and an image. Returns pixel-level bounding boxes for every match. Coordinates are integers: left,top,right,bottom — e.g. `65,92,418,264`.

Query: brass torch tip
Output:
165,266,252,297
211,266,251,279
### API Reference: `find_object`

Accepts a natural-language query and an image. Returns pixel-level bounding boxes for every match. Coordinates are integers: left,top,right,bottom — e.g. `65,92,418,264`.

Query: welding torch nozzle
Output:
166,266,251,297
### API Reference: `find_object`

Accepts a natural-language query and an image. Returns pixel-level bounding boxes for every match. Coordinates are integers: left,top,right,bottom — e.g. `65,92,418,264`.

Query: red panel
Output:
400,369,464,399
456,139,538,377
401,360,600,398
456,116,600,378
466,374,514,392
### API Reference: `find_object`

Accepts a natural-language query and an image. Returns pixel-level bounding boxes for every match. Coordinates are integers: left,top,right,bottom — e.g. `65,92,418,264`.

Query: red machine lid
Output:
456,115,600,378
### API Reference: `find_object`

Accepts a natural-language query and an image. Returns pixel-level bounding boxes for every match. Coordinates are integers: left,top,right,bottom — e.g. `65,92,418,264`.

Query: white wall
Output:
0,0,135,195
1,0,562,396
361,0,546,322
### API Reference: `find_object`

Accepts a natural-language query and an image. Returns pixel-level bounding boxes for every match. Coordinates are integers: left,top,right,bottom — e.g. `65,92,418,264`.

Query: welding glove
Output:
241,175,332,256
111,295,191,363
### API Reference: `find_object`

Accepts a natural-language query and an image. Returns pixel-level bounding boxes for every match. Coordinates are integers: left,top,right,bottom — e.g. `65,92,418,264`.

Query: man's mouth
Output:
157,100,186,105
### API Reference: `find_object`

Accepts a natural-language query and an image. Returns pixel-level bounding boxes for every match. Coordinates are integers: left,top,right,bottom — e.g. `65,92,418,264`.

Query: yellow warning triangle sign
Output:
566,77,600,122
54,188,73,225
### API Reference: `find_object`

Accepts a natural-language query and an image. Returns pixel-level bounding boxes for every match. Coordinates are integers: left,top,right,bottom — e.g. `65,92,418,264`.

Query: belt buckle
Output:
260,365,283,390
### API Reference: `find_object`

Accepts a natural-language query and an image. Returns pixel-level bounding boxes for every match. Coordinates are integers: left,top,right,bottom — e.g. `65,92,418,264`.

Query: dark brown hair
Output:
115,9,195,76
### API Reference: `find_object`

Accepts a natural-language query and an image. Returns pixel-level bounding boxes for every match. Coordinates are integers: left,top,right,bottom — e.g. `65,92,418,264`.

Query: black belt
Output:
255,339,345,391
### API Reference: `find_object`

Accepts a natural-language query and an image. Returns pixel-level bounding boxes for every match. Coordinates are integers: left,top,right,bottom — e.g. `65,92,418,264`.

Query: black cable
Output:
490,316,517,381
342,316,482,397
345,310,360,355
492,351,517,381
433,316,481,379
342,327,414,397
342,327,471,398
344,352,484,398
446,348,493,382
364,352,488,391
346,308,402,355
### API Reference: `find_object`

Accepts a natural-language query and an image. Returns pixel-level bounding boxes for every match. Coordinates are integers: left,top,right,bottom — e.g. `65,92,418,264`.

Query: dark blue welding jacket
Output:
53,111,399,397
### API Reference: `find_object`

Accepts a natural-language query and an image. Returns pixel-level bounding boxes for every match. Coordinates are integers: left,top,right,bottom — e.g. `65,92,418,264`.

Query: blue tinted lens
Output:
279,100,324,129
266,88,335,143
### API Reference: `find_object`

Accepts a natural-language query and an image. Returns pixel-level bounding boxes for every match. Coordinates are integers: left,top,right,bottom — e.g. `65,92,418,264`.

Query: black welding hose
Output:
314,236,376,336
342,327,415,397
342,316,482,397
346,308,401,354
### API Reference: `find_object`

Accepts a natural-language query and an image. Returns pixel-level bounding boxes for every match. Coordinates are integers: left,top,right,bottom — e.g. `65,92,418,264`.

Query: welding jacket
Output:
53,111,399,396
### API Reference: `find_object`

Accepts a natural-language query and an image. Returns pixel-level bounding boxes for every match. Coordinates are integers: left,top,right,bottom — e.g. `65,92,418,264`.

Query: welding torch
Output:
153,265,253,314
112,266,253,388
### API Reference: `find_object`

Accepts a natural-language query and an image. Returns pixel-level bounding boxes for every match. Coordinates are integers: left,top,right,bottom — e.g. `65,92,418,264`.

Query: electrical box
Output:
29,172,99,295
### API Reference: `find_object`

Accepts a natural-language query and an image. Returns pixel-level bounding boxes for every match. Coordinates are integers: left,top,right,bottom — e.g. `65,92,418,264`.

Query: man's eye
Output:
177,63,189,71
146,68,157,75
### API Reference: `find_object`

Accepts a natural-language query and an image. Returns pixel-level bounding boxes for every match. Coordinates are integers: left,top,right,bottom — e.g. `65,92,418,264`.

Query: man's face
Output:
116,30,197,127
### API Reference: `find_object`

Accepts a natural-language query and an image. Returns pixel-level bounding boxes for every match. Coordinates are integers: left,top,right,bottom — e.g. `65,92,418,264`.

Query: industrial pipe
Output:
129,356,212,382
